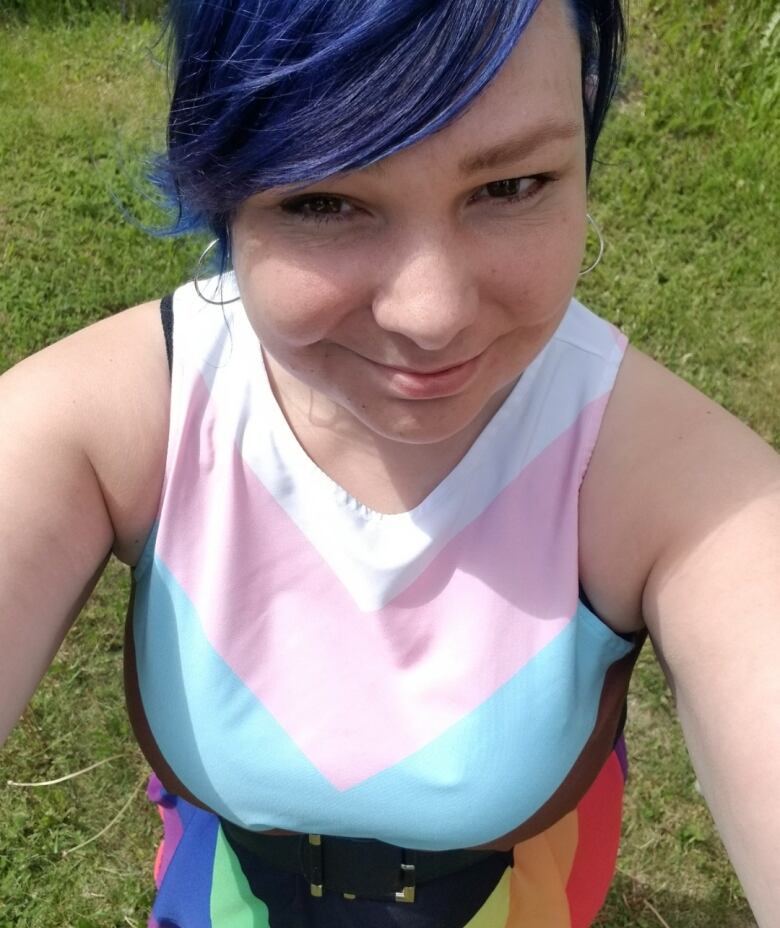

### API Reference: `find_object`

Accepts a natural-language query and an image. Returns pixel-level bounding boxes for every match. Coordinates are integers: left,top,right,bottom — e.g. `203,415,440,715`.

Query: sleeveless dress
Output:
125,278,646,928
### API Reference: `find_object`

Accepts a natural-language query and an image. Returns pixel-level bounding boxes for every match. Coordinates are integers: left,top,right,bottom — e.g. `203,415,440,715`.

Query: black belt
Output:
221,820,510,904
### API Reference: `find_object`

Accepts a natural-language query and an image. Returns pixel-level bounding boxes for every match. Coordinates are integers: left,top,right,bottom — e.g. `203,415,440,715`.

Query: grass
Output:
0,2,777,926
0,0,164,25
579,2,780,449
0,13,197,371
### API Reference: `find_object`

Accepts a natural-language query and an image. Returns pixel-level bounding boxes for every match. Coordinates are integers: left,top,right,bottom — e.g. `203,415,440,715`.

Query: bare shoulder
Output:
0,300,169,743
1,299,170,565
579,345,780,633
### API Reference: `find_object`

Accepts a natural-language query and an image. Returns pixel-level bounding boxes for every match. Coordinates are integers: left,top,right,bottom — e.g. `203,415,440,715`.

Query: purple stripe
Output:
614,733,628,780
147,773,185,888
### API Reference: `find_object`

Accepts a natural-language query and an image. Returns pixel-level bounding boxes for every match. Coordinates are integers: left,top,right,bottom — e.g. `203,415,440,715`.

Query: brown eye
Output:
280,194,353,223
472,175,552,208
305,196,343,214
485,178,523,198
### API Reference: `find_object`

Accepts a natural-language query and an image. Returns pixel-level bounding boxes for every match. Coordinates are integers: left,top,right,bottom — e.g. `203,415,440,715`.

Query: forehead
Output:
466,0,582,129
361,0,584,179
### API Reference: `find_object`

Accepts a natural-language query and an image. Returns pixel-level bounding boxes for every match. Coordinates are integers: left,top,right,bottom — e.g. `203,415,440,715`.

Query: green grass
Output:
579,2,780,449
0,13,196,371
0,0,165,26
0,2,778,926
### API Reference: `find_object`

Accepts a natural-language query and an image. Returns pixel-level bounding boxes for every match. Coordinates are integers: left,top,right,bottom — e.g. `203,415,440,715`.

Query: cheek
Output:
514,213,587,308
484,241,583,335
236,254,364,348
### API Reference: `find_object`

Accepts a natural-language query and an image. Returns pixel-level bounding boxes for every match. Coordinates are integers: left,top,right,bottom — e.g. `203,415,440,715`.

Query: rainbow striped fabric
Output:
127,280,644,926
145,742,626,927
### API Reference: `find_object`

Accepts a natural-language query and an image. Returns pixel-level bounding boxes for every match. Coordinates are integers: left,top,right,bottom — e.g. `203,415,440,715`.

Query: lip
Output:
386,359,475,375
367,353,483,400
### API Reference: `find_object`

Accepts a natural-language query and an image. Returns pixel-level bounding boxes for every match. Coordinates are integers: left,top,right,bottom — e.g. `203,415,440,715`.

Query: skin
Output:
0,0,778,922
231,0,586,513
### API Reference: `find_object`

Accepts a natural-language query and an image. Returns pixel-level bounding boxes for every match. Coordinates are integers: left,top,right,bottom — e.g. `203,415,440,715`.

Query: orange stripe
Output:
504,809,578,927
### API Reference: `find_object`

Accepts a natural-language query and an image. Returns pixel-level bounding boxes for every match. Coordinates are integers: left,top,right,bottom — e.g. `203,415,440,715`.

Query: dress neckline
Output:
232,304,551,523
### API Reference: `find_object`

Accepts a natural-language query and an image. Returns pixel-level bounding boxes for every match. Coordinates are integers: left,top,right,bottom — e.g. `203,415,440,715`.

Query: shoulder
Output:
579,345,779,633
0,299,171,565
585,356,780,920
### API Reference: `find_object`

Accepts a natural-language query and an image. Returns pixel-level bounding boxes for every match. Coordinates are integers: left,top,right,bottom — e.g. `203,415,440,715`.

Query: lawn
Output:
0,2,778,926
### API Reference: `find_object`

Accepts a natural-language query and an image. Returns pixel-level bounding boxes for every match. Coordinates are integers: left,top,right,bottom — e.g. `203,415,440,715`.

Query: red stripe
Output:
565,750,625,928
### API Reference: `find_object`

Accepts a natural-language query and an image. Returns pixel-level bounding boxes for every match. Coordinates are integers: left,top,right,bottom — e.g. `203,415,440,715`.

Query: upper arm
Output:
642,421,780,926
584,345,780,924
0,300,169,746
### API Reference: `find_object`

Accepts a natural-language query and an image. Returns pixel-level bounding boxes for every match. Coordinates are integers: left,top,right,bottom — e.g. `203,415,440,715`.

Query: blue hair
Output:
153,0,625,260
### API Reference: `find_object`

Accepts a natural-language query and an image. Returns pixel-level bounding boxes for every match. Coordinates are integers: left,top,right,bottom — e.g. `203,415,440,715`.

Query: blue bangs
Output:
152,0,624,249
153,0,541,242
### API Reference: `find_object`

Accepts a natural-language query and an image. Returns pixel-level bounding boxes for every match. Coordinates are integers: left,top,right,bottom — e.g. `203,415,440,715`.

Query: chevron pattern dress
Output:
126,279,645,927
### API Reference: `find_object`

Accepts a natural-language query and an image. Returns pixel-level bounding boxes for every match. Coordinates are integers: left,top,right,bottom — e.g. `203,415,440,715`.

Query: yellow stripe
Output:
462,867,512,928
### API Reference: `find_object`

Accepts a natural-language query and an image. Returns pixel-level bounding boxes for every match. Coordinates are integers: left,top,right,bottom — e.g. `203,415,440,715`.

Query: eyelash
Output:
279,174,555,225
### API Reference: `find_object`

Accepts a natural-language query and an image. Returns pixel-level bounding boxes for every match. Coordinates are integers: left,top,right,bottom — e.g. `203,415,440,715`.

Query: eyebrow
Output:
457,120,582,175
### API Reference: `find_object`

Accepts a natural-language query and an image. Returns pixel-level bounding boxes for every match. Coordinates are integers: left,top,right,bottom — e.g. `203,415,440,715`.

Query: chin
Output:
348,393,498,447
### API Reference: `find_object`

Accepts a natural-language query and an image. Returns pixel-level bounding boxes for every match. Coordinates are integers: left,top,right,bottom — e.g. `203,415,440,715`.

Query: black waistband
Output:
220,820,510,904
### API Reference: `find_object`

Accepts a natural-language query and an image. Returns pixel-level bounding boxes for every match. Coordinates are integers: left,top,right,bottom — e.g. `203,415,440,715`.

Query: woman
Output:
1,0,778,926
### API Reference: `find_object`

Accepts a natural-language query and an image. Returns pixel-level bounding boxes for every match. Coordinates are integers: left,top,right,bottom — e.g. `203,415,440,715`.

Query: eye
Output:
280,194,355,223
486,178,532,198
472,175,553,205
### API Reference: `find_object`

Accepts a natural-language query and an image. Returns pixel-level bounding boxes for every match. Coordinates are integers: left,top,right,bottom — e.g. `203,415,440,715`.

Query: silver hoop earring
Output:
578,213,604,277
193,238,241,305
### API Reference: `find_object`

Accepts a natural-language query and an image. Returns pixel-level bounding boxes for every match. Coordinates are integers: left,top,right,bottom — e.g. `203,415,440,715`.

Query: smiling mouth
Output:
365,353,484,400
372,357,479,375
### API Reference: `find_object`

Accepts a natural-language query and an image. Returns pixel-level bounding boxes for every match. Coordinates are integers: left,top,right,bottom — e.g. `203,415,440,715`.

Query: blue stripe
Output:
135,557,632,850
150,799,218,928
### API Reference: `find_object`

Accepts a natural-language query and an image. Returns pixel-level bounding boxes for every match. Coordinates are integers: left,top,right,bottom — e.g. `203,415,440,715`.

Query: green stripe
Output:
210,826,271,928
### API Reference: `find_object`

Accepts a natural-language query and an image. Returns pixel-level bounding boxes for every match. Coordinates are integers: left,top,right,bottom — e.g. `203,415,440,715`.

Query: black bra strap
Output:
160,293,174,376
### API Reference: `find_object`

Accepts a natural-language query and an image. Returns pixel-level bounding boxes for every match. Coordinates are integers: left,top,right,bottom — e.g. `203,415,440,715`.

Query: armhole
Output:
578,581,639,646
160,293,174,377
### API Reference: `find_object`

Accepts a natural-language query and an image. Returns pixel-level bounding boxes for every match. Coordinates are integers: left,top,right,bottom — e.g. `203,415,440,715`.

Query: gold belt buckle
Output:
308,834,323,897
308,834,416,903
343,864,415,903
395,862,416,903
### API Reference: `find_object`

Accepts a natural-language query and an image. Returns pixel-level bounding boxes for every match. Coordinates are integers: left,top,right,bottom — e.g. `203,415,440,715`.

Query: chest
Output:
126,291,641,847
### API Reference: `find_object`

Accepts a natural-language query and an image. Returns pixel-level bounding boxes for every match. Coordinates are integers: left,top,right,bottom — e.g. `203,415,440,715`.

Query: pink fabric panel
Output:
156,375,610,789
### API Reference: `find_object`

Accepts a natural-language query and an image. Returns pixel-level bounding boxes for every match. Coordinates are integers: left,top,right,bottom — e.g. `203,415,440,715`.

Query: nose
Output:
371,235,480,351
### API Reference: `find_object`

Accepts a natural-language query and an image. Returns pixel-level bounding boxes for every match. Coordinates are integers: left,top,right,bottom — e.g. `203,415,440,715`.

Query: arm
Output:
0,301,168,747
643,450,780,927
583,346,780,926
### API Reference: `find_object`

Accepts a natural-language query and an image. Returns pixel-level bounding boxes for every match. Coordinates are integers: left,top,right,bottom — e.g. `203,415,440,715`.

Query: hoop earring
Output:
193,238,241,305
579,213,604,277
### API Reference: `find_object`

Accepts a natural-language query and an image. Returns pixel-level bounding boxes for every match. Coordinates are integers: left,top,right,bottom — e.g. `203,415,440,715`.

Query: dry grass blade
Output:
644,898,674,928
6,753,126,787
61,776,146,857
